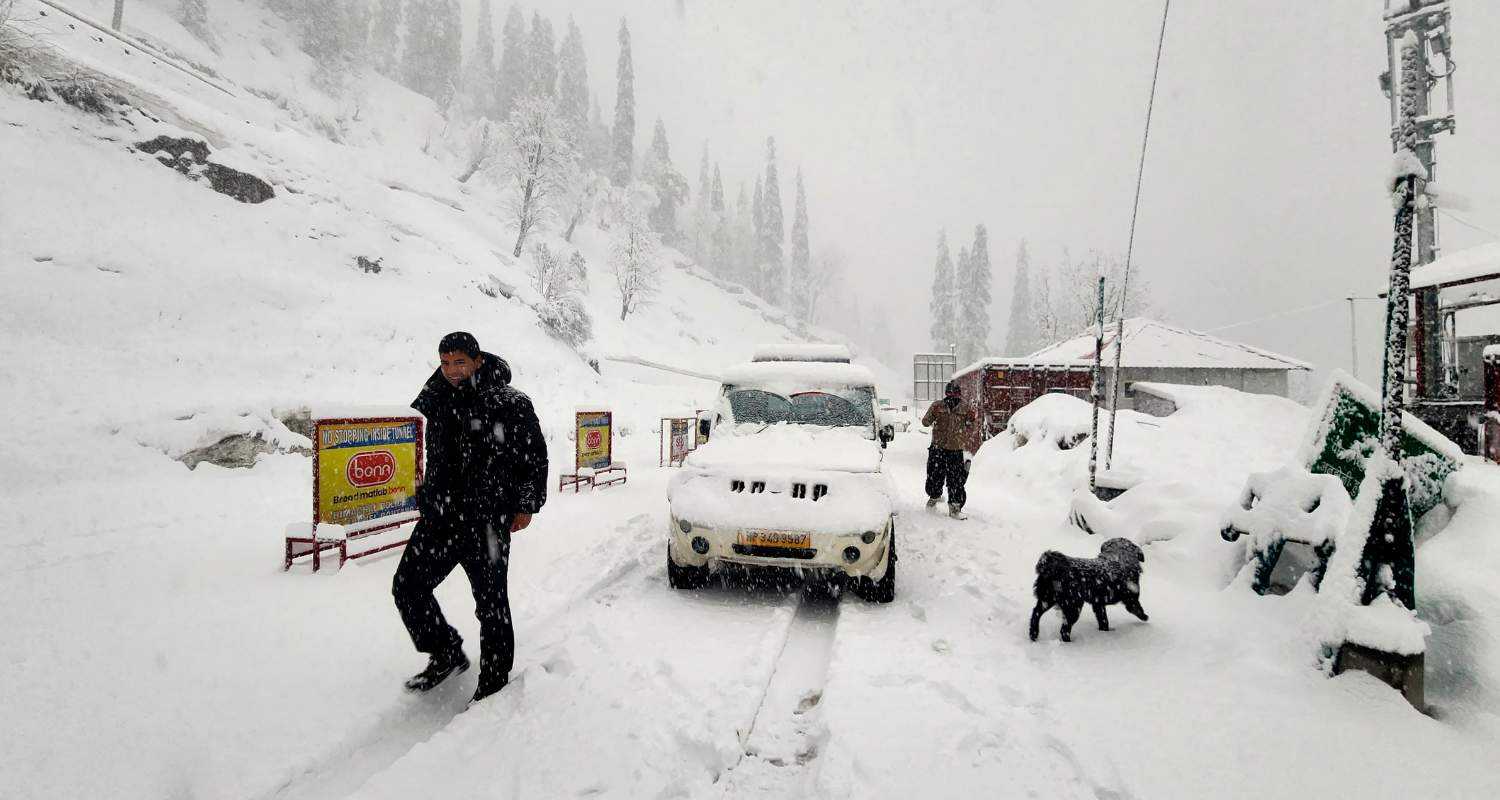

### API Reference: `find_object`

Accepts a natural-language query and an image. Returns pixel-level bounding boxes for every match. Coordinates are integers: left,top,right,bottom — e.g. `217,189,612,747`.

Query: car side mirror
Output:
879,425,894,445
698,418,711,440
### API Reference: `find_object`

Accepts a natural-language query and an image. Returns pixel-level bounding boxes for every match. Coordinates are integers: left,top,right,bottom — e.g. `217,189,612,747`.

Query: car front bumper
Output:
668,517,892,578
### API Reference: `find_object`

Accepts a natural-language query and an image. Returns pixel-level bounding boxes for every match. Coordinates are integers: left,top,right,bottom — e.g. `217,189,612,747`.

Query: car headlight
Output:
677,518,693,534
861,530,878,544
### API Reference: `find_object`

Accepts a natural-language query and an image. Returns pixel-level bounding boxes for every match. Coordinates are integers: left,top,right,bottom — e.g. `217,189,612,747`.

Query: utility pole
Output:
1380,0,1456,398
112,0,125,31
1087,276,1105,492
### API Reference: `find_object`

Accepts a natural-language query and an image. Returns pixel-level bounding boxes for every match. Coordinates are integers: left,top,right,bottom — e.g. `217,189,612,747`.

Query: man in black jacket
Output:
393,331,549,703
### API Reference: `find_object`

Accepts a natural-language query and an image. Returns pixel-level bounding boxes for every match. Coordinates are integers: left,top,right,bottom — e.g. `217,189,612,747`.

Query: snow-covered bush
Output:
1,9,123,117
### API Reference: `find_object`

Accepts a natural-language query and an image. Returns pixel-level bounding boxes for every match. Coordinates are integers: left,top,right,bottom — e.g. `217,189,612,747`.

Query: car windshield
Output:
724,386,875,427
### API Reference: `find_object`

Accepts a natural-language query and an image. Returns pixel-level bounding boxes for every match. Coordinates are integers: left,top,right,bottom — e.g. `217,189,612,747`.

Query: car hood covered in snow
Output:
683,424,884,474
670,424,893,534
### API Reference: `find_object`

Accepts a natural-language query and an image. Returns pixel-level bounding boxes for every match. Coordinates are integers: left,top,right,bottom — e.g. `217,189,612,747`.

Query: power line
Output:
1104,0,1170,471
1438,208,1500,241
1204,295,1381,335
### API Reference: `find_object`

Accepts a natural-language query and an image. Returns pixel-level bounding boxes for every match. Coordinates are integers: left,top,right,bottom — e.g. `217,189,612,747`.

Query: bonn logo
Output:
347,451,396,487
586,430,603,449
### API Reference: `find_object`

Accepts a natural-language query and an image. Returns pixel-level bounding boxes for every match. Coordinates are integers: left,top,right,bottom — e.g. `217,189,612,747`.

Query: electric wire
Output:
1104,0,1170,471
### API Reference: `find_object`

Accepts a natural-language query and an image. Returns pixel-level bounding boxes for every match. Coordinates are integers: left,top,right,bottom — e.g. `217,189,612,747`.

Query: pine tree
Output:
957,224,993,365
556,17,589,138
459,0,497,118
642,119,687,242
344,0,372,66
587,94,612,173
789,168,811,319
691,143,712,266
370,0,403,79
495,5,527,119
711,164,729,277
611,18,635,186
733,182,753,288
177,0,212,45
526,12,557,98
751,176,764,295
1005,239,1039,355
760,137,785,307
930,231,956,351
401,0,461,106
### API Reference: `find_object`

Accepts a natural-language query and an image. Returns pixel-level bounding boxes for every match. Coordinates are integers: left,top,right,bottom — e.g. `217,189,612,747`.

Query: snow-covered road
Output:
4,433,1498,799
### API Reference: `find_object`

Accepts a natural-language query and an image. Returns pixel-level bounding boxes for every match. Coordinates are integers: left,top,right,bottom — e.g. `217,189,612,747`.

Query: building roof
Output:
1020,318,1312,371
1382,242,1500,293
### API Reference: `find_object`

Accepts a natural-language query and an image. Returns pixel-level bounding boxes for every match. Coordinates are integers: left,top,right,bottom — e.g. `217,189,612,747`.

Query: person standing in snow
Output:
922,379,977,518
392,331,549,704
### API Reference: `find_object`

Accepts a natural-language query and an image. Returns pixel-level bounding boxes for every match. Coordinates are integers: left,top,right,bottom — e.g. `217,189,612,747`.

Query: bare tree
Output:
559,167,607,242
530,243,591,346
610,210,662,321
1037,249,1152,341
502,95,578,256
457,118,498,183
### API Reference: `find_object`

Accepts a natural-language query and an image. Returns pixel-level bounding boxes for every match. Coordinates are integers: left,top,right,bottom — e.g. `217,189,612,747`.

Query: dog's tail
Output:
1033,550,1068,602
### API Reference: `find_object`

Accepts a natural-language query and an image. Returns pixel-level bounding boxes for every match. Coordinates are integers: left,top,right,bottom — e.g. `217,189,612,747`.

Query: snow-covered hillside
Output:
0,0,893,484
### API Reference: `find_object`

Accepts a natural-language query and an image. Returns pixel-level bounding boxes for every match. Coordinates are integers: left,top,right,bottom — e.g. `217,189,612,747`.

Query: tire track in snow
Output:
710,590,842,797
255,513,660,800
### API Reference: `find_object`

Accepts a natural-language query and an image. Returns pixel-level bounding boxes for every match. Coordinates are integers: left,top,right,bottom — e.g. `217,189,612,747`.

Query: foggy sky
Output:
468,0,1500,386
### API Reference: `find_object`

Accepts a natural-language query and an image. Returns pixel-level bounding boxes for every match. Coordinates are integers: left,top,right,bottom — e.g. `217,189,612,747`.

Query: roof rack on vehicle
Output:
750,344,852,364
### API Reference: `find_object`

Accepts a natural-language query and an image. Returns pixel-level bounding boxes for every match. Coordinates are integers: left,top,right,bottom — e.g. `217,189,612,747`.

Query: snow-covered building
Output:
1376,243,1500,456
1024,317,1312,405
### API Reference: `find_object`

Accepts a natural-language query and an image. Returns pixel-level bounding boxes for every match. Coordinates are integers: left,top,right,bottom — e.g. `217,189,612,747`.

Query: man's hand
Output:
510,513,533,533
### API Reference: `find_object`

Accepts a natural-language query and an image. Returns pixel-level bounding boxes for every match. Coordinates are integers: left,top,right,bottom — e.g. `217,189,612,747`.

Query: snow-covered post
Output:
1087,276,1105,492
112,1,125,31
1364,32,1424,612
1323,30,1428,710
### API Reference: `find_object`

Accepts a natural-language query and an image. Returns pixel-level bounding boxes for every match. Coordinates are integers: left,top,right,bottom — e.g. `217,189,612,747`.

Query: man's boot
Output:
926,498,939,510
948,503,967,520
404,648,469,692
471,674,508,705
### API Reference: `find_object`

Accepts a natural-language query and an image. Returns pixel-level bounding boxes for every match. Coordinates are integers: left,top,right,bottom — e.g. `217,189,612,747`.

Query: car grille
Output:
732,479,828,500
732,544,817,560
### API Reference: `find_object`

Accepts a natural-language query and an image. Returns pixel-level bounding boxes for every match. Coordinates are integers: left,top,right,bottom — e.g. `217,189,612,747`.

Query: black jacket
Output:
411,352,548,524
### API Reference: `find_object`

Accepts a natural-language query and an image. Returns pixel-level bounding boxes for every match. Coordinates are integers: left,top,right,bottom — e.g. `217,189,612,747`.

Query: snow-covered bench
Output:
1220,466,1351,594
559,462,628,492
283,514,417,572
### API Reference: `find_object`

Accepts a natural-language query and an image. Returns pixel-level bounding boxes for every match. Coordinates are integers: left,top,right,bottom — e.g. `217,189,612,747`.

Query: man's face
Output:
440,351,483,386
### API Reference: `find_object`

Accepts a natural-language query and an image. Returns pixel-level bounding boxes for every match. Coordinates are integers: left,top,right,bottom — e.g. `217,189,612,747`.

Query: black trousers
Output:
925,447,969,509
392,514,513,692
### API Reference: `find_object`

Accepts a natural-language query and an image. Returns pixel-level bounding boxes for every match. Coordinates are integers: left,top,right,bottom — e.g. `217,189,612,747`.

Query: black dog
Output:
1029,538,1148,642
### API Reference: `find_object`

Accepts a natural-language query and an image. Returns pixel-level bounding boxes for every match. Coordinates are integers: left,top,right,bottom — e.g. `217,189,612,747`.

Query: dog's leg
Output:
1060,604,1080,642
1124,596,1149,622
1029,602,1049,642
1092,602,1109,631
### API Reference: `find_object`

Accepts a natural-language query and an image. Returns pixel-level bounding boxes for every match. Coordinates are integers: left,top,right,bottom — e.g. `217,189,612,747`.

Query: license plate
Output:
738,530,811,549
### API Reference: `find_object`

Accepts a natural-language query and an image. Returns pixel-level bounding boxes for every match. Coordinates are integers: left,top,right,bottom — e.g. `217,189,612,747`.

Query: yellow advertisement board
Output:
314,418,422,528
576,411,613,470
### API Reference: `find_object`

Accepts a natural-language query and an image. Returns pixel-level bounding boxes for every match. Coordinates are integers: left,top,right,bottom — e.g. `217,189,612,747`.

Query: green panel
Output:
1305,383,1460,518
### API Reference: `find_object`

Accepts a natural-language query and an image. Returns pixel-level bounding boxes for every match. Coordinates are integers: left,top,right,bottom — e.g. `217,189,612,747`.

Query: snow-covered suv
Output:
666,345,898,601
